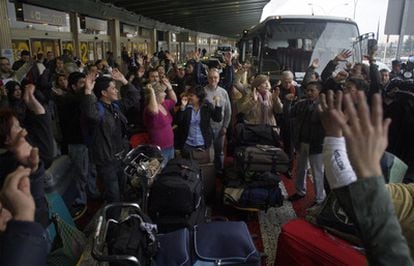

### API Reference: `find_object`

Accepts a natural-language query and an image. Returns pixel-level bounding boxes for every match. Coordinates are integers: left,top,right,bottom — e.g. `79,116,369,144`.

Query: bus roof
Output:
246,15,358,35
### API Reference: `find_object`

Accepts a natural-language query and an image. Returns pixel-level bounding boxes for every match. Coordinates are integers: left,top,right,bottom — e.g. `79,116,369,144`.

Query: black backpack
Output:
148,158,203,216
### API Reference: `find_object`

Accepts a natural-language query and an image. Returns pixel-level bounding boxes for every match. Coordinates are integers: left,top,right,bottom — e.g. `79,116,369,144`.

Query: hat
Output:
93,76,113,98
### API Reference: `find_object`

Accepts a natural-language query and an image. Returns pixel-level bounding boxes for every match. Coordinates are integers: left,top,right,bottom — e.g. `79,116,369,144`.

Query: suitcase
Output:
235,145,289,174
275,219,366,266
155,221,261,266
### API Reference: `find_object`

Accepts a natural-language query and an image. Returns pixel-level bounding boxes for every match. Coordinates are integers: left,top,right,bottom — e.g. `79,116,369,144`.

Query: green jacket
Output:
334,177,413,266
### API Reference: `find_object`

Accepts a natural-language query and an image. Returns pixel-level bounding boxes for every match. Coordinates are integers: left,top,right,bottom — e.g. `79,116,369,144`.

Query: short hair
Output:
187,85,206,102
20,50,30,56
0,108,16,148
282,70,294,80
346,78,369,91
380,69,390,74
0,56,9,62
251,74,269,89
68,72,86,88
93,76,113,98
306,81,323,91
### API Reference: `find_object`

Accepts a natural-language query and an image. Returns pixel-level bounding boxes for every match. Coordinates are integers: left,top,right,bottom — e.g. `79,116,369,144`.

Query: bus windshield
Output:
260,19,360,79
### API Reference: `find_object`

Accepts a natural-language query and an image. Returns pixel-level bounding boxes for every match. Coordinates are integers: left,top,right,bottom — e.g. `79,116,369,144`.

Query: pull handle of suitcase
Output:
91,203,146,265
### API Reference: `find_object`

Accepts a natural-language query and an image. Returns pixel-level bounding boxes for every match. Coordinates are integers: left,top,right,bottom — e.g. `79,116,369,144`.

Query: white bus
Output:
239,15,373,81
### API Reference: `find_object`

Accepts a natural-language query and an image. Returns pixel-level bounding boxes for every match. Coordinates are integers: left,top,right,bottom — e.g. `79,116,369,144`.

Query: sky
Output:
261,0,390,42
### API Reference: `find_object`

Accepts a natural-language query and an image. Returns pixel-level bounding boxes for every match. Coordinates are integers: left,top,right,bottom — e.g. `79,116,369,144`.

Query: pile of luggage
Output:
92,152,262,265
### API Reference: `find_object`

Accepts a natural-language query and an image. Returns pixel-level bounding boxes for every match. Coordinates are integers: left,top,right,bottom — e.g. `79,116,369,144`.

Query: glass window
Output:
261,20,360,73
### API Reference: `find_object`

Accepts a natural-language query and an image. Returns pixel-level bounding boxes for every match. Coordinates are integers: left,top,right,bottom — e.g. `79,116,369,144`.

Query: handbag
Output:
47,213,87,266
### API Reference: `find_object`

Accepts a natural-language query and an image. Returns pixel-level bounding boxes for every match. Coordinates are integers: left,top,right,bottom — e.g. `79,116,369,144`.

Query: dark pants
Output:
96,160,125,219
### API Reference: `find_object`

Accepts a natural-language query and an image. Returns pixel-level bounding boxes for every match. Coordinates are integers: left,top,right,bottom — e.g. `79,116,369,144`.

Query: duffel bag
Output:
236,145,289,174
149,158,203,217
223,171,284,210
234,122,280,147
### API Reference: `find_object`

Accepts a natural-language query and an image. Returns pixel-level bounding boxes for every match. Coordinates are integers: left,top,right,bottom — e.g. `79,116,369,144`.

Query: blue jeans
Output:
161,146,175,168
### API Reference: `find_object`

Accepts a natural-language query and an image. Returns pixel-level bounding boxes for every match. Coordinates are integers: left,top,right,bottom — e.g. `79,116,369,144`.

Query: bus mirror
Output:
368,39,378,56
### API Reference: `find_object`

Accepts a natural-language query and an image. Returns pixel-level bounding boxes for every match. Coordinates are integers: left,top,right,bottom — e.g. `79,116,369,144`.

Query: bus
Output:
238,15,372,82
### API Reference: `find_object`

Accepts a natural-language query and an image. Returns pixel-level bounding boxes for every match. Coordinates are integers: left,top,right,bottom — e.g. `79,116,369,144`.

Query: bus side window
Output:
253,37,260,57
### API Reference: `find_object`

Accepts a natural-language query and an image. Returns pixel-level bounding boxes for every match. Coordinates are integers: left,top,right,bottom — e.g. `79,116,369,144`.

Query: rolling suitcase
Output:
275,219,366,266
155,221,261,266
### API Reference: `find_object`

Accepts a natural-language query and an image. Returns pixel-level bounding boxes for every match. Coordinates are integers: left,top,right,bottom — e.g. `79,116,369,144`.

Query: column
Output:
0,0,12,52
69,12,80,58
109,19,121,65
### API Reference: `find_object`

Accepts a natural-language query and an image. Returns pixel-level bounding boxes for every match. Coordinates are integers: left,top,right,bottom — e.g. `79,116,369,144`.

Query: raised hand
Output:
334,49,353,62
331,92,391,178
272,87,281,100
161,77,172,91
252,87,258,101
0,166,35,222
112,68,128,85
311,58,320,69
84,72,96,95
318,90,345,137
181,95,188,107
165,52,175,64
22,84,45,115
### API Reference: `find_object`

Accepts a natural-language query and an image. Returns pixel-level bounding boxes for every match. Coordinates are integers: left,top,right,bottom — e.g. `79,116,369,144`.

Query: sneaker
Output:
287,193,305,202
70,204,87,220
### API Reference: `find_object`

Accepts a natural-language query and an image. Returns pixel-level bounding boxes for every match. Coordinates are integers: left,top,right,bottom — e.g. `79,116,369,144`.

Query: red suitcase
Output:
275,219,366,266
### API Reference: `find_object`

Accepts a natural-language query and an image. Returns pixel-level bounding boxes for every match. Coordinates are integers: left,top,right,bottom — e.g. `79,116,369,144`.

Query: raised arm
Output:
323,91,413,266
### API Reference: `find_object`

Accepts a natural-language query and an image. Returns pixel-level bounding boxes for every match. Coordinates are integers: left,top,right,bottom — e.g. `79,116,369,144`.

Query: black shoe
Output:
70,204,87,220
287,193,305,202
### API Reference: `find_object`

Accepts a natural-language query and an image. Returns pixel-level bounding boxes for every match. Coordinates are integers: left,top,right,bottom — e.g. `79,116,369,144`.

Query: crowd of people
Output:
0,45,413,265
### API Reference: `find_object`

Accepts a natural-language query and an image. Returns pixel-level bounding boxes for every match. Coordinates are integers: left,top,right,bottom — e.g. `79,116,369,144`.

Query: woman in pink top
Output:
144,79,177,166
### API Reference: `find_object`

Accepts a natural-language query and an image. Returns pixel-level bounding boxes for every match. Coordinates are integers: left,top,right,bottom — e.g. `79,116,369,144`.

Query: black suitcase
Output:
148,158,203,216
236,145,290,174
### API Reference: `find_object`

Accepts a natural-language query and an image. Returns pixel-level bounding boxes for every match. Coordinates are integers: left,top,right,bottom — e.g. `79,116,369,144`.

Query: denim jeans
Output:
161,146,175,168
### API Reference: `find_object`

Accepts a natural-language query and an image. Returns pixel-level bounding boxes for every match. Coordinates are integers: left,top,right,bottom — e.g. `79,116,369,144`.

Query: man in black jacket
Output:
81,69,141,219
55,72,91,219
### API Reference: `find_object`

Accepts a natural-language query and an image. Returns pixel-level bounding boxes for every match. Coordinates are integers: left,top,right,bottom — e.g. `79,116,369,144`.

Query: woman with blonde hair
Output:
238,74,283,126
143,81,177,166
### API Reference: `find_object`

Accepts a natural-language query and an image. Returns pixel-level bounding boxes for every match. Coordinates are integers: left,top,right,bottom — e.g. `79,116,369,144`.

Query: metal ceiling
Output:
103,0,270,38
